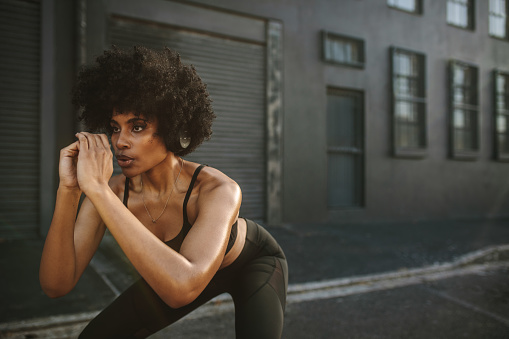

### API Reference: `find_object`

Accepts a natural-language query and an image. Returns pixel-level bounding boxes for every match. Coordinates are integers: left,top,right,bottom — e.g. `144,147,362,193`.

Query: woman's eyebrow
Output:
127,118,148,124
109,118,148,125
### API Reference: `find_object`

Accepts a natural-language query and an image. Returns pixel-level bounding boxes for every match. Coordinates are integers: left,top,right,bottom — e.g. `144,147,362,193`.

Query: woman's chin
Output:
121,168,138,178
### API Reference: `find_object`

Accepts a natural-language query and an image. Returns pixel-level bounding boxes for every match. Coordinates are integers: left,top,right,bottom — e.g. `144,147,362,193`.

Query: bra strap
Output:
183,164,206,225
123,177,130,207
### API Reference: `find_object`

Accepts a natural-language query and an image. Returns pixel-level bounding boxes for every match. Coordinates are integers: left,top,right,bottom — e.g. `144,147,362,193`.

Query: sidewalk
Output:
1,218,509,336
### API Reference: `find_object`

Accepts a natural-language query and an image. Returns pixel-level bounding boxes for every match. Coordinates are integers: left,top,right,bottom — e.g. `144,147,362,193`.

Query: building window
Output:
447,0,475,30
326,88,364,209
449,60,479,159
391,47,427,158
490,0,508,38
388,0,422,14
322,31,365,68
494,71,509,161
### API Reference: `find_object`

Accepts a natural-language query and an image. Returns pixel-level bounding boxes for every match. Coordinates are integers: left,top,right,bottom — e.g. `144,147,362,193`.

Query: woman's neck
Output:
139,154,184,196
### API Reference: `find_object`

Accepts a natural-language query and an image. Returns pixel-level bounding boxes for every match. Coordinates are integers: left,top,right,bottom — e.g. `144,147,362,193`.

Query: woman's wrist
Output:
81,182,113,202
57,184,82,196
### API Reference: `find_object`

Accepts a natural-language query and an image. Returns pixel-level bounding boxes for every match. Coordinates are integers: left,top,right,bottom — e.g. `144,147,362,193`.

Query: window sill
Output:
388,6,422,15
447,23,474,31
451,150,479,161
324,60,365,69
489,35,509,42
393,147,427,159
328,206,365,211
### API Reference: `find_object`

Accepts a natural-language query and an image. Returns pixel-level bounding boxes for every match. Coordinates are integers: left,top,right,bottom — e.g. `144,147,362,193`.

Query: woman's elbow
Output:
165,298,188,309
39,276,73,299
156,267,209,308
40,284,70,299
161,288,200,309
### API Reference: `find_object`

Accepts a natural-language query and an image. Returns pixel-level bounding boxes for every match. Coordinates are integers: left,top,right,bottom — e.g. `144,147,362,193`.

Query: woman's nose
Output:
115,131,130,149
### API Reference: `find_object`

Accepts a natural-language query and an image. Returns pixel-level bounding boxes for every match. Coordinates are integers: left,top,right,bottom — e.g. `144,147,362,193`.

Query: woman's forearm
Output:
39,186,82,297
85,185,203,308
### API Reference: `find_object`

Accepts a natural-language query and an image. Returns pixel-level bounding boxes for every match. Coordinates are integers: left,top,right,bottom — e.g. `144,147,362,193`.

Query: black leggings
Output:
79,219,288,339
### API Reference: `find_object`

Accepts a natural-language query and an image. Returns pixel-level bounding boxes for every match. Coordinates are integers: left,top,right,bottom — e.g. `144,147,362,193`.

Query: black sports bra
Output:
123,164,238,254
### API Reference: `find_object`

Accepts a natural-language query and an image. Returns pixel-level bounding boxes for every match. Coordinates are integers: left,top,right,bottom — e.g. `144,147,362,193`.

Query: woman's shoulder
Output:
194,164,241,199
190,164,242,214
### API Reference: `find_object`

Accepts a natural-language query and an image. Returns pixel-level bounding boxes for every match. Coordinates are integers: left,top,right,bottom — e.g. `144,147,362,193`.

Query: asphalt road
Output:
3,263,508,339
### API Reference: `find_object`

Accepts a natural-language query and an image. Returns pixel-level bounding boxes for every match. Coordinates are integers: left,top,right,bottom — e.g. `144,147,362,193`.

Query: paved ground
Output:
1,218,508,338
2,261,508,338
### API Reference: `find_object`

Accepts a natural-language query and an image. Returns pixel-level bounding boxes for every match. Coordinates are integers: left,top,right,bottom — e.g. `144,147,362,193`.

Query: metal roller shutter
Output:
108,17,266,221
0,0,40,238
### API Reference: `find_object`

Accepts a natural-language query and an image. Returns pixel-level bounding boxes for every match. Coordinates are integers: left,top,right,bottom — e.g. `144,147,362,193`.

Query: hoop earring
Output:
180,132,191,149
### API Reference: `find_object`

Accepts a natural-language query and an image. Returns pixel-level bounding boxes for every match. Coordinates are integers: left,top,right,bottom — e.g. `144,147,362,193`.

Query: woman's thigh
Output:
232,256,288,339
79,277,226,339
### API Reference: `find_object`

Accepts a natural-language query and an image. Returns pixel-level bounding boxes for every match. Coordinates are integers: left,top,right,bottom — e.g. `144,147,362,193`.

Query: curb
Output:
288,243,509,296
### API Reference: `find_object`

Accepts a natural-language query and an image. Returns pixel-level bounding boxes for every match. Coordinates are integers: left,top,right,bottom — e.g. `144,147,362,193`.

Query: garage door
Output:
0,0,41,238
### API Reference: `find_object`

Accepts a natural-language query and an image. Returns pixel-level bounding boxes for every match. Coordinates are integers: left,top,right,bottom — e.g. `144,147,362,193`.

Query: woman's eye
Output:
133,125,145,132
111,126,120,133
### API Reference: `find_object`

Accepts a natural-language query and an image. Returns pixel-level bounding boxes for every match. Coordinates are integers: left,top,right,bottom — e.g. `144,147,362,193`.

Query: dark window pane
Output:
392,48,425,150
490,0,507,38
327,94,357,147
496,72,509,157
328,153,361,207
447,0,471,28
395,101,423,148
323,32,364,67
497,74,508,109
453,108,477,151
450,61,478,155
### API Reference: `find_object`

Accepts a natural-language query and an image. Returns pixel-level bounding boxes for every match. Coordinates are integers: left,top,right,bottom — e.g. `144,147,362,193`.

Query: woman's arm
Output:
39,141,107,298
39,193,106,298
87,180,240,308
76,132,241,308
39,186,82,297
177,178,242,304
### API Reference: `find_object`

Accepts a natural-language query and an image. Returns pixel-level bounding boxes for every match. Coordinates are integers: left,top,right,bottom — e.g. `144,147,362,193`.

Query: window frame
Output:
387,0,423,15
493,70,509,161
321,31,365,69
390,46,428,158
448,60,480,160
447,0,475,30
489,0,509,40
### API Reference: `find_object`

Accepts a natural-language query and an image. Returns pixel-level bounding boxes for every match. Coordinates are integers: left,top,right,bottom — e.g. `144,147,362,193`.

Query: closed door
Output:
326,88,364,208
0,0,41,238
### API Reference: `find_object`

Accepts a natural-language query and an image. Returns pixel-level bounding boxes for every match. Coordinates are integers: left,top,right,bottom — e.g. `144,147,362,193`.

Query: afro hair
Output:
72,45,216,156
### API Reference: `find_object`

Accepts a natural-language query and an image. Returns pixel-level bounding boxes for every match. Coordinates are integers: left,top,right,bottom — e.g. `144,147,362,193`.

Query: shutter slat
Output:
0,0,40,237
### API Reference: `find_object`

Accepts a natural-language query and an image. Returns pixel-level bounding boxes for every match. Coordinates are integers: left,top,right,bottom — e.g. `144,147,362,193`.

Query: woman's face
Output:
110,111,169,177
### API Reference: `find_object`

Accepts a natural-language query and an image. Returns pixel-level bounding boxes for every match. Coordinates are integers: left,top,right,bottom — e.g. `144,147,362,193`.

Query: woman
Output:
39,46,288,338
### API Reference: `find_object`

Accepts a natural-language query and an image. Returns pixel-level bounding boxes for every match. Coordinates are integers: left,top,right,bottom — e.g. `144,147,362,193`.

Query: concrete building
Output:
1,0,509,239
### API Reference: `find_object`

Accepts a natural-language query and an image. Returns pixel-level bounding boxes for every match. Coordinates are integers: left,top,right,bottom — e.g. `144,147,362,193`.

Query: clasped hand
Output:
59,132,114,195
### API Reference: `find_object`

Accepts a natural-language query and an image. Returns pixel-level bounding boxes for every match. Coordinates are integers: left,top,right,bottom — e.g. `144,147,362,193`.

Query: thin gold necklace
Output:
141,158,184,223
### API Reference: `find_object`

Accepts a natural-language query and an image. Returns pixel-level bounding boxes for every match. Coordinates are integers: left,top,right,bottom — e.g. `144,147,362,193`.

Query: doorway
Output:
326,88,364,209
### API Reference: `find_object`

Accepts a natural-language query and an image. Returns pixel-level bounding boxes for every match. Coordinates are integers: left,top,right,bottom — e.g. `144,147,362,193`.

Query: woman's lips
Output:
116,155,134,167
